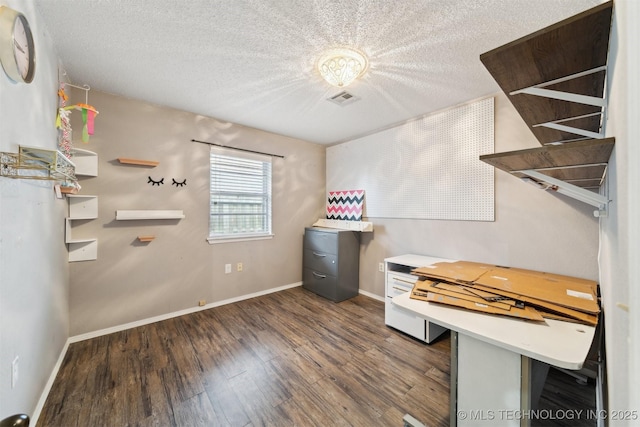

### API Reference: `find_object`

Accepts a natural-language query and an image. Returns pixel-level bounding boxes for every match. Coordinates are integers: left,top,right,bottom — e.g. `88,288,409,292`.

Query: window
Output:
208,147,272,243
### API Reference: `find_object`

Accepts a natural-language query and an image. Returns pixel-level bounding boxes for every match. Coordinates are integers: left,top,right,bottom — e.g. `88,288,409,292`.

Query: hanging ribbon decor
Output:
60,83,99,143
56,83,73,157
75,103,98,143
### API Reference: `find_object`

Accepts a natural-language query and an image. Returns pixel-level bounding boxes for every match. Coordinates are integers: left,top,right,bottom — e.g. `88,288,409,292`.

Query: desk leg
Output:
454,333,525,426
521,356,532,427
451,331,458,427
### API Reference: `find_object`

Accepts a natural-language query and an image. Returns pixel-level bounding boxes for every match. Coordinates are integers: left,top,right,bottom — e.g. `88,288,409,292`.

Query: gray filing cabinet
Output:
303,227,360,302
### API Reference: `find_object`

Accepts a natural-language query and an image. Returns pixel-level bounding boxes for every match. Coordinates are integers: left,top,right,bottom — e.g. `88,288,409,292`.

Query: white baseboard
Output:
359,288,384,302
70,281,303,343
30,281,302,425
31,339,70,426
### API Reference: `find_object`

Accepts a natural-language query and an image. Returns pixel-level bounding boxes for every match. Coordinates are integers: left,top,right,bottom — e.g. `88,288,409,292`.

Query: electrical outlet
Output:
198,300,206,307
225,264,231,274
378,262,385,272
237,262,243,272
12,356,18,388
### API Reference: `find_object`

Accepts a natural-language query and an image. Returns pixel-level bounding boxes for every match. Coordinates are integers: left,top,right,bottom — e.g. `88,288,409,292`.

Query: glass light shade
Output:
317,48,368,87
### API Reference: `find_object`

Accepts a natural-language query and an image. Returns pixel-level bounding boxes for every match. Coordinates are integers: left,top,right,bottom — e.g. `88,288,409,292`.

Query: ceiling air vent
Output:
327,91,360,106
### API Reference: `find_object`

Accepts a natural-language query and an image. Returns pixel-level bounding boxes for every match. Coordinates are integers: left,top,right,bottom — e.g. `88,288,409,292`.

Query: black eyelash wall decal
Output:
172,178,187,187
148,176,164,186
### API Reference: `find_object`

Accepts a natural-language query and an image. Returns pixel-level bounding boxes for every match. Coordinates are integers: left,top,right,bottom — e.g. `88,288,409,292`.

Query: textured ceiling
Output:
34,0,604,145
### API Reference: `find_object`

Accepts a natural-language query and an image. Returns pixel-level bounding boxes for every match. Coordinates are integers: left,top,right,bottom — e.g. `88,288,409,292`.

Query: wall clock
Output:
0,5,35,83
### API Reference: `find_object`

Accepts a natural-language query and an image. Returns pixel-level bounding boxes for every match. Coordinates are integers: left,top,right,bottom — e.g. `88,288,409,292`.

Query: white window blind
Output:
209,147,272,242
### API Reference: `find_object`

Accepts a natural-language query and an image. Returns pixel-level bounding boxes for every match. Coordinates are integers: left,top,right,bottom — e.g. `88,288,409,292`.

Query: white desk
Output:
393,290,596,426
384,254,457,343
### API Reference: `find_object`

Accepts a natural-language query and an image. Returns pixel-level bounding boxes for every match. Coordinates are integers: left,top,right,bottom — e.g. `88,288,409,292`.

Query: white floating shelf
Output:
67,195,98,219
70,148,98,176
65,218,98,261
116,210,185,220
312,218,373,232
68,240,98,262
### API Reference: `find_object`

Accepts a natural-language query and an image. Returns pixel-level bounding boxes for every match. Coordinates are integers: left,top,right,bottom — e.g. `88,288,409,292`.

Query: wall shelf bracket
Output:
535,123,603,140
511,86,606,108
519,169,608,216
509,66,608,140
509,66,607,108
533,112,605,141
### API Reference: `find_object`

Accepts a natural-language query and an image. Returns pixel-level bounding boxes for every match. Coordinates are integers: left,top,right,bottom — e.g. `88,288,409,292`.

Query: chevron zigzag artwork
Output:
326,190,365,221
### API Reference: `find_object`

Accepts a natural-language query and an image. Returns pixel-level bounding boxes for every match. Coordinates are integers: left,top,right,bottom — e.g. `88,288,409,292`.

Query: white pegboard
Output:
327,97,494,221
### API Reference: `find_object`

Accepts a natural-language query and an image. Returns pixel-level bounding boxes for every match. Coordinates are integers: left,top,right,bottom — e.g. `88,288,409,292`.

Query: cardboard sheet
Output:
475,268,599,314
413,280,514,311
508,268,599,295
458,285,518,305
412,261,495,283
537,310,594,325
423,292,545,322
470,284,598,326
409,260,600,326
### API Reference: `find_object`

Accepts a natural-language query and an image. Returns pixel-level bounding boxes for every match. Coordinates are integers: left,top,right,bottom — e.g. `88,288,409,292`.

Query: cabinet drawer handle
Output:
392,286,409,293
312,272,327,279
312,252,326,257
392,277,415,285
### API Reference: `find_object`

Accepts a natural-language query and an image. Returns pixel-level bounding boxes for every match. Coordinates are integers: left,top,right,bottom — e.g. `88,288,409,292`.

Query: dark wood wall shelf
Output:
480,138,614,189
479,1,615,215
480,1,613,145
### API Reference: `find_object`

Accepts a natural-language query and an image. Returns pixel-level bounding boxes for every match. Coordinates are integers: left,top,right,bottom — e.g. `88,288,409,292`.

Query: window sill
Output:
207,234,274,245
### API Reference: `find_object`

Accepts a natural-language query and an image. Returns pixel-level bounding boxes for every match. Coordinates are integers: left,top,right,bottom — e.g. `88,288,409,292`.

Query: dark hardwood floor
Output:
536,368,597,427
38,286,596,426
39,287,451,426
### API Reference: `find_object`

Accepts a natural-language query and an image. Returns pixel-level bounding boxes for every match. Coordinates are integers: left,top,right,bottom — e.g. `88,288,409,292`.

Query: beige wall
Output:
67,91,325,336
353,92,600,298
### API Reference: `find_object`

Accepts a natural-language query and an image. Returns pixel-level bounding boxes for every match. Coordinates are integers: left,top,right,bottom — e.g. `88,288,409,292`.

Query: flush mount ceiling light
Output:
317,48,368,88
